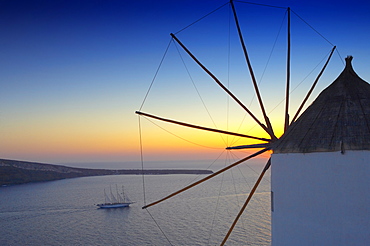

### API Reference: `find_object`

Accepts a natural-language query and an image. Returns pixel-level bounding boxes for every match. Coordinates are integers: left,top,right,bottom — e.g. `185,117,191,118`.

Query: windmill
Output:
271,56,370,245
136,1,368,245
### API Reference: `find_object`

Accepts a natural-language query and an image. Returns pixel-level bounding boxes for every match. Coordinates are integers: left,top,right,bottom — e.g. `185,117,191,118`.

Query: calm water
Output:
0,161,271,245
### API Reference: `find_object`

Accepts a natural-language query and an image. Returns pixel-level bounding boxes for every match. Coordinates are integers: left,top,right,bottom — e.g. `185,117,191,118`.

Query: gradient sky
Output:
1,0,370,165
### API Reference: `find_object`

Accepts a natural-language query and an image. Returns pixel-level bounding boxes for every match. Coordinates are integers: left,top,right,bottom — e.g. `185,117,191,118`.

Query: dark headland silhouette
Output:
0,158,213,186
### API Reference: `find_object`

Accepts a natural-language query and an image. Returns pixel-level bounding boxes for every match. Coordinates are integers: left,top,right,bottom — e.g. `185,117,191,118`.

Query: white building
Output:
271,56,370,245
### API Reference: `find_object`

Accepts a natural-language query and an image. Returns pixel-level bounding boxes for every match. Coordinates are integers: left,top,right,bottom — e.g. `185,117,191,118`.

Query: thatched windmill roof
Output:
273,56,370,153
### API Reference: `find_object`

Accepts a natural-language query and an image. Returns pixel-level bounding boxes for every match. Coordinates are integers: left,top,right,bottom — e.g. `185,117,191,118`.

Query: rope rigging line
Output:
230,152,272,217
227,46,339,145
173,41,228,147
220,158,271,246
227,9,287,148
227,4,334,139
206,4,335,146
139,39,172,111
253,48,336,126
335,48,345,66
174,2,229,35
228,154,248,234
136,111,271,142
227,150,271,218
206,159,227,245
255,9,287,93
291,9,335,47
291,45,336,123
170,1,289,146
206,152,254,245
233,152,271,183
235,0,287,9
141,117,224,150
226,110,262,147
226,5,232,148
230,0,277,140
145,209,174,246
138,116,147,206
185,150,227,188
142,148,270,209
252,46,336,126
170,33,273,140
176,0,287,37
139,118,173,245
234,168,271,217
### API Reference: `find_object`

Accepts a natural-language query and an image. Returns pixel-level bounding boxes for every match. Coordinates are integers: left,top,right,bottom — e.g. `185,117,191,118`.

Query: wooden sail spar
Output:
291,46,336,123
230,0,276,139
142,147,271,209
170,33,274,140
284,7,291,132
136,111,271,142
221,158,271,245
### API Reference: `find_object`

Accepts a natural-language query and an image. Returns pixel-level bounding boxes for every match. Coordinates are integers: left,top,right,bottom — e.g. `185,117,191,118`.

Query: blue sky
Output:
1,0,370,164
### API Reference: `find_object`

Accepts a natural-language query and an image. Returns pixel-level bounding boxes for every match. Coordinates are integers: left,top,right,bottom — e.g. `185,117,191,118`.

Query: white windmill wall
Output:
271,151,370,246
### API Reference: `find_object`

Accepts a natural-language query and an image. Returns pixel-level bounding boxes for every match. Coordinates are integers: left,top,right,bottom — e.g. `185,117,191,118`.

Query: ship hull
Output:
97,203,132,209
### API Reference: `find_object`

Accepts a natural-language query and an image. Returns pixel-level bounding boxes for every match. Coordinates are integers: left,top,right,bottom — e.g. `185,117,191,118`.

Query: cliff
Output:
0,159,213,186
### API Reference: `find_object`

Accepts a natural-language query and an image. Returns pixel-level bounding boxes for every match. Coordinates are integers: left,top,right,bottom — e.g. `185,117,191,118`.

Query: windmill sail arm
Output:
170,33,274,139
226,143,270,149
142,147,271,209
284,7,291,132
136,111,271,142
230,1,276,140
221,158,271,246
291,46,336,123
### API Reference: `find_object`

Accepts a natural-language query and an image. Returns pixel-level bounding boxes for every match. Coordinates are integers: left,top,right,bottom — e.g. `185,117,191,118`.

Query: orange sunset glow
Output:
1,0,369,166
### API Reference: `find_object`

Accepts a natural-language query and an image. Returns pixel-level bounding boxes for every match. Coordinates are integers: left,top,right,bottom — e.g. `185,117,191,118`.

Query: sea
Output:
0,160,271,246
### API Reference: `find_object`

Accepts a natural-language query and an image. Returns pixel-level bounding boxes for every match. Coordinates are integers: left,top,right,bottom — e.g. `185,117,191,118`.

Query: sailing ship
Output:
97,185,134,208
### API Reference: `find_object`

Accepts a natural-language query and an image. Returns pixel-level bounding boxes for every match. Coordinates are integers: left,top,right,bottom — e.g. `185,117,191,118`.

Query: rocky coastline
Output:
0,159,213,186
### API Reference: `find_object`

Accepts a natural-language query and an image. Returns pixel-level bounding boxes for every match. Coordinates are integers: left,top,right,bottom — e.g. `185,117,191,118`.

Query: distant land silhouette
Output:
0,159,213,186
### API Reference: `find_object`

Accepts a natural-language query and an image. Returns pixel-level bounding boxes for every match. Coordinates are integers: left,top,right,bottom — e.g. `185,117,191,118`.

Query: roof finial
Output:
345,55,354,71
345,55,353,64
